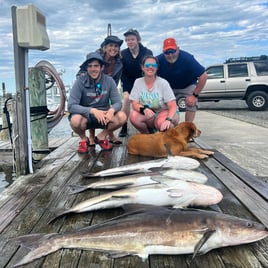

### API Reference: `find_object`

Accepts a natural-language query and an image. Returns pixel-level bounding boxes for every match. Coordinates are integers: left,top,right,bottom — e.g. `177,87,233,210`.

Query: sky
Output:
1,0,268,93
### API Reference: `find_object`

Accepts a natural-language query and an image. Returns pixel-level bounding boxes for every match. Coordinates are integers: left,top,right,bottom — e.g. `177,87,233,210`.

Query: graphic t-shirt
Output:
129,76,176,112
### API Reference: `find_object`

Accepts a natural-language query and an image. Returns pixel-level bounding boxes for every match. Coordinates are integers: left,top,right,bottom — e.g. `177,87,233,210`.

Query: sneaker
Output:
77,140,89,154
94,136,113,151
118,123,128,137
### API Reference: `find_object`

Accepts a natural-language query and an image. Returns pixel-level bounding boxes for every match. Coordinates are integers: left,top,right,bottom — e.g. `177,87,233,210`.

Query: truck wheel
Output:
176,96,186,112
246,91,268,111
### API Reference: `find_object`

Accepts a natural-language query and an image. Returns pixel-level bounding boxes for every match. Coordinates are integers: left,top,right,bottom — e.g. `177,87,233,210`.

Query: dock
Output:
0,128,268,267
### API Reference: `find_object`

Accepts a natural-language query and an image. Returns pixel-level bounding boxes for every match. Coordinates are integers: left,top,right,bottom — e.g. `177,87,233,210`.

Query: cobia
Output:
12,207,268,267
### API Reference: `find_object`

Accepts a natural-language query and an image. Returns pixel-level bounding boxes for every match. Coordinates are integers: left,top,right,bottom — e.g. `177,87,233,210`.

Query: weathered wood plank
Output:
0,133,268,268
195,138,268,201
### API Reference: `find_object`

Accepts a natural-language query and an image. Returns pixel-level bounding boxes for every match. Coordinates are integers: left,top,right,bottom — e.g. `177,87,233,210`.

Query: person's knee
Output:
117,111,127,124
70,114,87,129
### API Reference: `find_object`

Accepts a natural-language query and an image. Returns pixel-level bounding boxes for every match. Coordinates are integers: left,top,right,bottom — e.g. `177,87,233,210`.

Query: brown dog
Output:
127,122,214,159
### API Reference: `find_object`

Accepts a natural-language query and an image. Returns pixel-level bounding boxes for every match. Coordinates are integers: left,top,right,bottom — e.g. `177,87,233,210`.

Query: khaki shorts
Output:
173,84,198,112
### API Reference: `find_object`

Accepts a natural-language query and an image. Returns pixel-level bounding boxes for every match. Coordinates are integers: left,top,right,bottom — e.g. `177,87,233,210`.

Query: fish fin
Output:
11,233,57,249
101,182,134,189
148,167,172,172
110,195,131,199
68,184,89,194
11,233,61,267
168,190,195,208
167,189,184,198
80,172,99,178
107,250,134,258
192,230,216,259
47,208,72,224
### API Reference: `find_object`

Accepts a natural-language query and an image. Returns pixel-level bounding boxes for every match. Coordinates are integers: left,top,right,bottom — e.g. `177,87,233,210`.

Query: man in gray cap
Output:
68,52,127,153
119,28,153,137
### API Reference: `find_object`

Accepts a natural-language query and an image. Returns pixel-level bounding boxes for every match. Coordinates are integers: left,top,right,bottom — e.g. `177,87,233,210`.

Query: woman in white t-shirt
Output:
129,55,179,133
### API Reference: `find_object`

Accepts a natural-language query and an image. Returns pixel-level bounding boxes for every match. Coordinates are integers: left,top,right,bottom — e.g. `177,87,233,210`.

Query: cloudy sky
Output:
1,0,268,93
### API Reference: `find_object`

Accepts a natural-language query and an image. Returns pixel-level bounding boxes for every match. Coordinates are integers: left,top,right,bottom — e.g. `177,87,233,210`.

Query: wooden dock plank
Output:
0,133,267,267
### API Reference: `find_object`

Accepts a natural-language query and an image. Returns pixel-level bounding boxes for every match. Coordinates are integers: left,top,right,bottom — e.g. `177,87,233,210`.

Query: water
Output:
0,111,72,193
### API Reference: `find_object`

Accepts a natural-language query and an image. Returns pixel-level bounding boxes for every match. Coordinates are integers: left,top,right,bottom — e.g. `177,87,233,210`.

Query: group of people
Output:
67,29,208,153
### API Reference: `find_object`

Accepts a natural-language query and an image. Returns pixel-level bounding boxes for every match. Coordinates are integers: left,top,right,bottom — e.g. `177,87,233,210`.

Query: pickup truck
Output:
176,56,268,111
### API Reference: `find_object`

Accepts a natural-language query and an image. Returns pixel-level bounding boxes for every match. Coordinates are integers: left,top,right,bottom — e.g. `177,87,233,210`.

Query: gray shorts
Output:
173,84,198,112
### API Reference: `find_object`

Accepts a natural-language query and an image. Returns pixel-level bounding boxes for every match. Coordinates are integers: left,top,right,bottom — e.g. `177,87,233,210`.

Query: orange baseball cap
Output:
163,38,177,52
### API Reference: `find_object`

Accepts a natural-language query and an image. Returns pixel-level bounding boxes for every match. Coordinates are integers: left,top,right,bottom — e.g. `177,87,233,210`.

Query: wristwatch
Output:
193,92,199,97
166,117,173,122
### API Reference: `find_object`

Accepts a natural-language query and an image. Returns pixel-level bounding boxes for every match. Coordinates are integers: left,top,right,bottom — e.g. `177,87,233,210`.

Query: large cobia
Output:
12,207,268,267
49,178,223,222
70,169,208,194
82,155,200,177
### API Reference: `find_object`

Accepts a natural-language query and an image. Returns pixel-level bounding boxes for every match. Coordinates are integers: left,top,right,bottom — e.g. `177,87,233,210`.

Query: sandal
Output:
109,138,122,145
77,139,88,154
94,136,113,151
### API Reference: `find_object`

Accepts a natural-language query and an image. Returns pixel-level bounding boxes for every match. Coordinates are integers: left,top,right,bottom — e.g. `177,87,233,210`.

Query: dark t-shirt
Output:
157,50,205,89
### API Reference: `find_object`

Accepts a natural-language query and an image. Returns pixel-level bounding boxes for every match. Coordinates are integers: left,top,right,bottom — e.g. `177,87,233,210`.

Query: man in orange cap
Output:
157,38,207,122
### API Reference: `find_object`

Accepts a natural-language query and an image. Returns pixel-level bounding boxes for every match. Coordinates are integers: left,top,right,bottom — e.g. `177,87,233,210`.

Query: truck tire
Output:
246,91,268,111
176,96,186,112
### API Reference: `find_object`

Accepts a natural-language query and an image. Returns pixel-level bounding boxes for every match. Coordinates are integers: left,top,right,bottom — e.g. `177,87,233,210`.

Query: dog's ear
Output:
166,128,177,137
189,123,201,138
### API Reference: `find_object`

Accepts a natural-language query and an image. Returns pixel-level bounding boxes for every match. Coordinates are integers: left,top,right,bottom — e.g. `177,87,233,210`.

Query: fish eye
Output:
246,222,253,228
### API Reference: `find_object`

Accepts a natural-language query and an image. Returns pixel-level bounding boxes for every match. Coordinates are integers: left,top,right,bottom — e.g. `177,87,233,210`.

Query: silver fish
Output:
50,178,222,222
70,169,208,194
12,207,268,267
82,155,200,177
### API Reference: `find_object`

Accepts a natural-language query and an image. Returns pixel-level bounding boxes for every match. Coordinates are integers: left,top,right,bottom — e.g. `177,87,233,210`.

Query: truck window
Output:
206,66,224,79
254,61,268,76
228,64,248,77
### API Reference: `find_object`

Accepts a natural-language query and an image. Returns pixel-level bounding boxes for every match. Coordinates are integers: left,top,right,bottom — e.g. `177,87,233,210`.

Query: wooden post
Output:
12,6,29,175
28,67,48,161
0,94,13,141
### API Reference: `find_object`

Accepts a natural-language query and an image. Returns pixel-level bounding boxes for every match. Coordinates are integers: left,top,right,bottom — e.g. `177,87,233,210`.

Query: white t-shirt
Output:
129,76,176,112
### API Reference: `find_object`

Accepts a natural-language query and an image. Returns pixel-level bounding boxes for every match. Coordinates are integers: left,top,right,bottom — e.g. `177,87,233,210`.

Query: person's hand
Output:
92,109,107,125
103,109,115,124
144,108,155,119
160,119,172,131
186,95,197,107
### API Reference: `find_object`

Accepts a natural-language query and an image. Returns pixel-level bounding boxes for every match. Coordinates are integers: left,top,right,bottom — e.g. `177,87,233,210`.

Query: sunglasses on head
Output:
164,49,177,55
95,83,102,96
144,62,158,68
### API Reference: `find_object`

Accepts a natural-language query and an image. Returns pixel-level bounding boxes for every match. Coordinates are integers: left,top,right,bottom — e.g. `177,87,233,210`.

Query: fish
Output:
49,178,223,222
81,155,200,178
69,169,208,194
12,206,268,267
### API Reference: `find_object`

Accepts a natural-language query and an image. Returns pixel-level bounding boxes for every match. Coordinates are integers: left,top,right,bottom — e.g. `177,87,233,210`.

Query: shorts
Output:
68,114,107,129
173,84,198,112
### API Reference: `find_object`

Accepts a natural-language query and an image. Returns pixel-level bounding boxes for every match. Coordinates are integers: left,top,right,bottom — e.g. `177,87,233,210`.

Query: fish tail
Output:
12,233,61,267
47,209,71,224
68,184,89,194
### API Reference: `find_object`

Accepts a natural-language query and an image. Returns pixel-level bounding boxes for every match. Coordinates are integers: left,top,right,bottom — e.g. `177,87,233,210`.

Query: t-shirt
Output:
129,76,175,112
157,50,205,89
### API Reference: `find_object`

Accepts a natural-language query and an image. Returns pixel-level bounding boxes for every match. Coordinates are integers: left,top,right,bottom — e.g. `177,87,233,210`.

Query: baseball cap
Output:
163,38,177,52
123,28,141,41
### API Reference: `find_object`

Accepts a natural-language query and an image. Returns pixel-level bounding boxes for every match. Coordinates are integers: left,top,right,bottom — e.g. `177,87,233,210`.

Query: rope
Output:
35,60,67,132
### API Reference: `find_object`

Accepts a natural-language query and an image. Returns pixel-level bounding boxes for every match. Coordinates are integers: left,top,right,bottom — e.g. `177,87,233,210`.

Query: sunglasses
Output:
95,83,102,96
164,49,177,55
144,62,158,68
